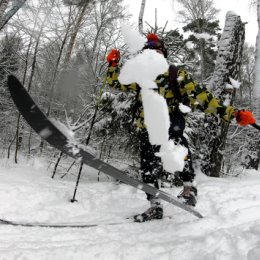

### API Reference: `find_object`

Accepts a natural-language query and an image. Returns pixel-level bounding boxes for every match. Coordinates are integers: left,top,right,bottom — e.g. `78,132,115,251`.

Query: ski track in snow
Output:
0,158,260,259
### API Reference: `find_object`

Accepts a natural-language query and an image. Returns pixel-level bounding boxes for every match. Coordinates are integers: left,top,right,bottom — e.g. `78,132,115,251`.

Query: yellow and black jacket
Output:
106,65,234,129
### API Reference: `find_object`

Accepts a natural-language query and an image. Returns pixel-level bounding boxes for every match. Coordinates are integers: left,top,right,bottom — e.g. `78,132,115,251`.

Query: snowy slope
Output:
0,157,260,260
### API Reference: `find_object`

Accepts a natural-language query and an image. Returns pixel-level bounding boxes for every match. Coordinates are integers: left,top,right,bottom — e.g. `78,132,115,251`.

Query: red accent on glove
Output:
106,49,120,67
234,110,256,126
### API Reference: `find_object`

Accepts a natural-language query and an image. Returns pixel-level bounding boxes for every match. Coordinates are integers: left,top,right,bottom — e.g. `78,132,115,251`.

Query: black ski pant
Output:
139,111,195,201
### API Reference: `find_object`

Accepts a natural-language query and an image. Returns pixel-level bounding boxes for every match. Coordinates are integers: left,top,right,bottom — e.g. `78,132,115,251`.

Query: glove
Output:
234,110,256,126
106,49,120,67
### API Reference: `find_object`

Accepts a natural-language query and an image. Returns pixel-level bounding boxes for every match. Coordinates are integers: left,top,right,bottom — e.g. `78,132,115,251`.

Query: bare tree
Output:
0,0,27,31
13,0,55,163
63,0,92,5
176,0,219,84
50,1,91,179
253,0,260,116
68,0,127,201
138,0,146,34
63,2,91,67
177,0,218,23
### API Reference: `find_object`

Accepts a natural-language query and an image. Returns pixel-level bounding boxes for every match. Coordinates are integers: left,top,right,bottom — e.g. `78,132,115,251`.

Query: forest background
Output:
0,0,259,184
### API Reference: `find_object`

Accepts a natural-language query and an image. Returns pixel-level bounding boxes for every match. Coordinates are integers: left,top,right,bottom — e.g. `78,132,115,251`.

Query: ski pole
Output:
71,76,108,202
251,123,260,131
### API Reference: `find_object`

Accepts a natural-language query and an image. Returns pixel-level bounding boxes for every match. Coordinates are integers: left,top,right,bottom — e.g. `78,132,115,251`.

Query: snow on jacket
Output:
106,65,235,129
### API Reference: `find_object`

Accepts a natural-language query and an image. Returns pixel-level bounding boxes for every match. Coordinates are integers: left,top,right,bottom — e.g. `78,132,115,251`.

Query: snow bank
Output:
1,160,260,259
248,247,260,260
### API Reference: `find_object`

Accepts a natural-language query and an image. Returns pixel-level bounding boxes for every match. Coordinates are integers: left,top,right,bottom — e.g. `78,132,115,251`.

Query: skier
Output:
106,33,256,222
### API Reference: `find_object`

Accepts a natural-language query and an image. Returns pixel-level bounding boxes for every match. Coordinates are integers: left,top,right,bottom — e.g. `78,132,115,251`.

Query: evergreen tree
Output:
182,18,221,81
176,0,219,84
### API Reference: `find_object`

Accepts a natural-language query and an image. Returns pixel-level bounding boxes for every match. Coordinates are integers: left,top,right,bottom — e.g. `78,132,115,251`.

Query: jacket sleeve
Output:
106,65,139,92
177,69,235,122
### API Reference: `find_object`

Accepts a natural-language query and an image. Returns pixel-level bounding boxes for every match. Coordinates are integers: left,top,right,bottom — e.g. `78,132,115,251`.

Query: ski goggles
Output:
143,40,167,58
144,40,163,49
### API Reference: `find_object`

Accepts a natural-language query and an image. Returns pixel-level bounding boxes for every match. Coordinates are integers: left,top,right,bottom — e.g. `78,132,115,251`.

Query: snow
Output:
101,91,115,101
179,103,192,114
185,41,193,49
120,24,146,53
229,77,241,89
141,88,170,144
193,33,213,40
156,140,187,173
50,118,75,140
223,97,231,107
1,158,260,259
39,127,53,139
49,119,81,156
225,83,234,91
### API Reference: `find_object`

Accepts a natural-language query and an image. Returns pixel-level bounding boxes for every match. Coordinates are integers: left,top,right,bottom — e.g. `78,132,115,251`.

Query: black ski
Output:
0,215,173,228
0,218,131,228
7,75,203,219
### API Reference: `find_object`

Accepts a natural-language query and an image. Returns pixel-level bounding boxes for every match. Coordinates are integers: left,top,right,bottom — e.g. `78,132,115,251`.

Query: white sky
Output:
123,0,258,46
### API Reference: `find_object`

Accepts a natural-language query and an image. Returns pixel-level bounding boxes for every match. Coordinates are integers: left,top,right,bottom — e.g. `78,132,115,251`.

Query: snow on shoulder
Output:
118,28,187,174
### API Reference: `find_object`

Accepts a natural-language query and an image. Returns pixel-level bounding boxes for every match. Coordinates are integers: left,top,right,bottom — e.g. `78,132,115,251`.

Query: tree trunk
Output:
201,12,245,177
248,0,260,170
254,0,260,102
0,0,10,20
63,3,89,67
199,38,206,84
138,0,146,34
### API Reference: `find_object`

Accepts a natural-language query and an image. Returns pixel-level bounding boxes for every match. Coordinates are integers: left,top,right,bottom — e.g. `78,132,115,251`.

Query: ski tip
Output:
8,74,18,84
197,213,204,219
7,74,21,91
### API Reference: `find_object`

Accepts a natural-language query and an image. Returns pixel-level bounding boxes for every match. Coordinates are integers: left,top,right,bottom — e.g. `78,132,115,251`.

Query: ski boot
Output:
134,199,163,222
177,184,197,207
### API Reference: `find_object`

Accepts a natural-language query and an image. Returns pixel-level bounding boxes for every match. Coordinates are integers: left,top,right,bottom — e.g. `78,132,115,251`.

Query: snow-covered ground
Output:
0,157,260,259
